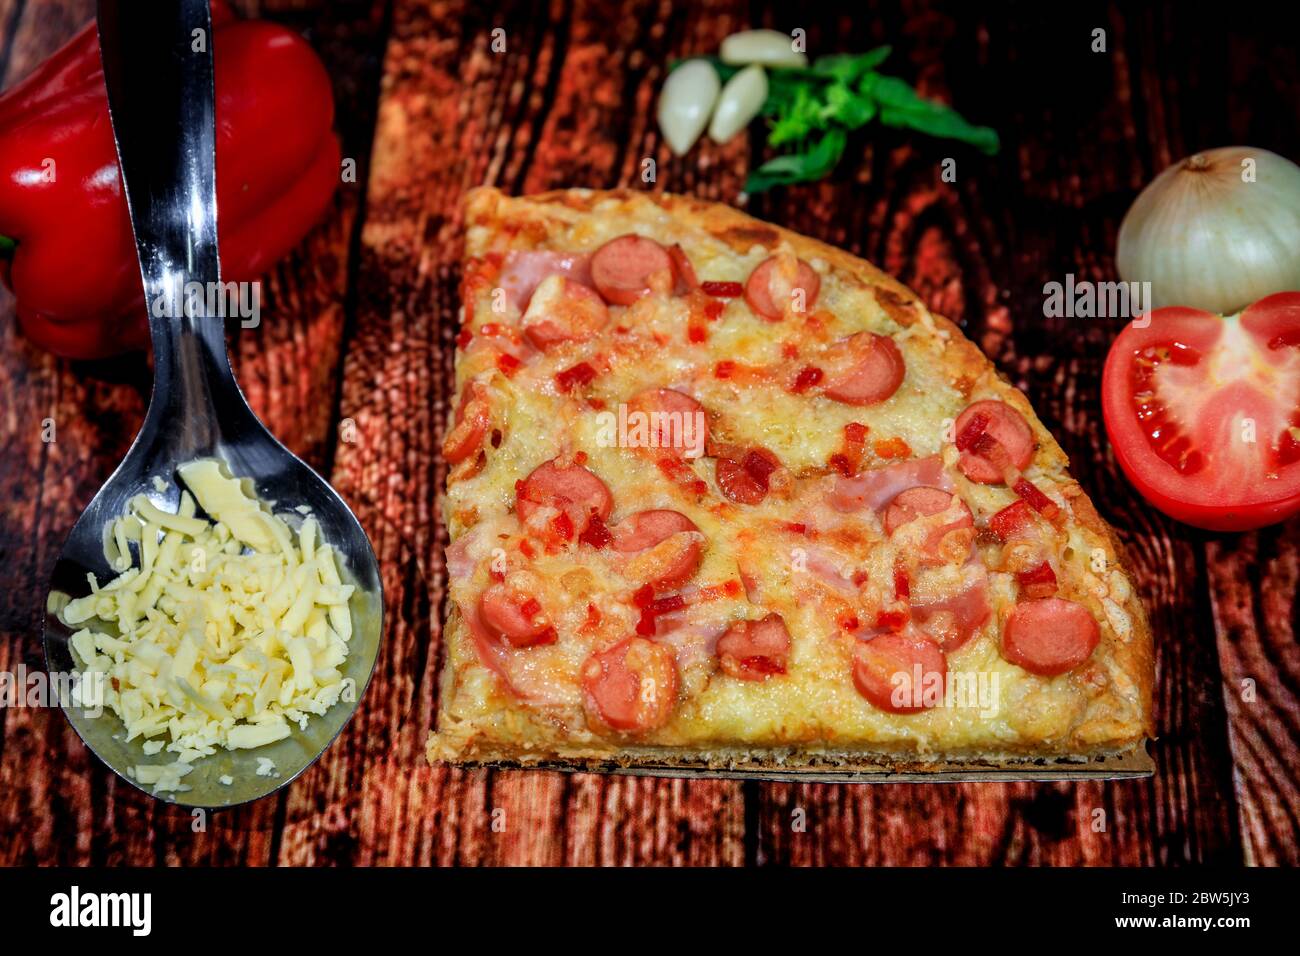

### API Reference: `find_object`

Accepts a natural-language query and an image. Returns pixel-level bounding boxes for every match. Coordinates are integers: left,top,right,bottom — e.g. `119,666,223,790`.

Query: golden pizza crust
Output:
431,187,1155,774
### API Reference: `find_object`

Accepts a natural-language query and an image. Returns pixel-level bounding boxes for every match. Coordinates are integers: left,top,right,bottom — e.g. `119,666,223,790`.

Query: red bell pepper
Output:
0,2,340,359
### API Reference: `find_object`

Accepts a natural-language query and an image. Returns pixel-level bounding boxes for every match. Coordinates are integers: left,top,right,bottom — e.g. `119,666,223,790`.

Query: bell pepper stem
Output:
0,235,14,256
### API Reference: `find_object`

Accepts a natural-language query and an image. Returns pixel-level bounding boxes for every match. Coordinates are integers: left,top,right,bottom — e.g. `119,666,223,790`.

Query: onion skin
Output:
1117,146,1300,315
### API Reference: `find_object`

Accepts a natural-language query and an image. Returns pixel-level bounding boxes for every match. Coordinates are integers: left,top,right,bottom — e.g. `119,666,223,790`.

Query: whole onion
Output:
1117,146,1300,314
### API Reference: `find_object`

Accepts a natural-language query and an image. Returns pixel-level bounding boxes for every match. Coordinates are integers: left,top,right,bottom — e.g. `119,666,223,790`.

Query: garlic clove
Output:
708,65,768,143
719,29,809,68
1117,146,1300,314
657,59,722,156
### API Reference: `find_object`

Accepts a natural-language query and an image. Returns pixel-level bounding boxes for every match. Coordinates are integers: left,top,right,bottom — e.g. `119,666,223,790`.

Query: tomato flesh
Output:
1129,339,1205,476
1102,294,1300,531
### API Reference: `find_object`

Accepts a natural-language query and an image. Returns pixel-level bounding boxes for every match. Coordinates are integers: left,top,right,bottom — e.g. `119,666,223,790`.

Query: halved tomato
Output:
1101,293,1300,530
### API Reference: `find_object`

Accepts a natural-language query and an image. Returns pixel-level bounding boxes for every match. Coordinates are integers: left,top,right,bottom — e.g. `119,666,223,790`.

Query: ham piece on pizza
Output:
427,187,1153,774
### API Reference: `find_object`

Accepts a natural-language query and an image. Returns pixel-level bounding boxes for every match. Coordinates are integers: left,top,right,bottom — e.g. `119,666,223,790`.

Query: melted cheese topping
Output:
431,192,1147,761
61,459,356,792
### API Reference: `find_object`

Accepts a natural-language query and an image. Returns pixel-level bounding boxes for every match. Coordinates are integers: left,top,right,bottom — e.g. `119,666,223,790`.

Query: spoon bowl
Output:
41,395,384,806
44,432,384,809
42,0,382,808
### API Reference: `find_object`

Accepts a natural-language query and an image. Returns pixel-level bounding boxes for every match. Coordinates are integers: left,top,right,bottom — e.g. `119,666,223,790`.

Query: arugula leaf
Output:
868,75,999,154
767,85,826,146
812,46,892,82
745,128,847,193
878,105,999,155
819,82,876,129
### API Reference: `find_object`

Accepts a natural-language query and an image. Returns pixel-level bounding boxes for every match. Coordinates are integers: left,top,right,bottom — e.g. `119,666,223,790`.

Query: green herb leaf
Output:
669,45,998,191
745,128,848,193
767,85,826,146
819,82,876,129
864,75,1000,154
812,46,892,83
877,105,999,155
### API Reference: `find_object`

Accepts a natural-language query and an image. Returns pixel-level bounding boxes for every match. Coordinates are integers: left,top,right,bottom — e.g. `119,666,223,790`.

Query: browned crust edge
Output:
445,746,1155,782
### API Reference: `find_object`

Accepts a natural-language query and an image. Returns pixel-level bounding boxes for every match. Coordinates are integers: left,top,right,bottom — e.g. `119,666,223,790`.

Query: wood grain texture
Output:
337,0,750,866
1207,526,1300,866
734,0,1252,867
0,0,388,865
0,0,1296,866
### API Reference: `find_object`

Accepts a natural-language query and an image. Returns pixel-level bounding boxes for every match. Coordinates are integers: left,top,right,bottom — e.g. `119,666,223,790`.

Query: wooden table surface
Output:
1,0,1296,867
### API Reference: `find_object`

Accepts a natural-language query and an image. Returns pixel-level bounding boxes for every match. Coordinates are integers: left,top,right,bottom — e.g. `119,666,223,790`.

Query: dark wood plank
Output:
301,0,748,867
345,0,1248,866
0,0,27,87
0,0,111,869
0,0,388,865
741,0,1246,865
1206,525,1300,865
0,0,87,81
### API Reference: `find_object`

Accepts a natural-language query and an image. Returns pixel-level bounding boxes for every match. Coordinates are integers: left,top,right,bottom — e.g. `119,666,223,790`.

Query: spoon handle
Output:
98,0,241,455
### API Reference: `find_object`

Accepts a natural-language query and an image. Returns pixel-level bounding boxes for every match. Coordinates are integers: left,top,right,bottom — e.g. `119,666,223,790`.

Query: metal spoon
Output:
41,0,382,808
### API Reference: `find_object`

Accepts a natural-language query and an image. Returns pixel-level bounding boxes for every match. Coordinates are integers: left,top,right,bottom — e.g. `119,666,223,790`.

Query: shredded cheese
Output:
61,458,356,791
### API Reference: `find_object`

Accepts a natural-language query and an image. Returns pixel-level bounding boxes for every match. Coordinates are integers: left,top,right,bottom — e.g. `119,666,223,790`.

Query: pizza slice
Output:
427,187,1154,776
